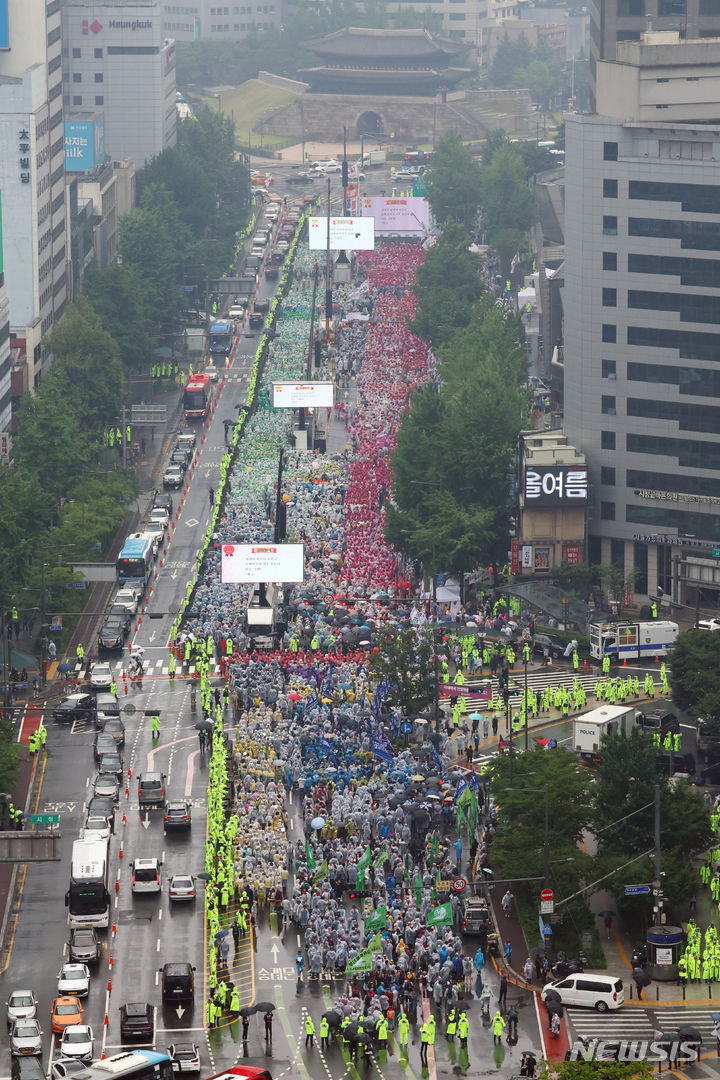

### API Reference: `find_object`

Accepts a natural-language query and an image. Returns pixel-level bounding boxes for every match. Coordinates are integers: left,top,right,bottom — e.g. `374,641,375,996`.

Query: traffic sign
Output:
540,888,554,902
400,721,413,734
540,900,554,915
452,878,467,892
625,883,650,895
543,922,553,936
30,813,59,825
713,549,720,558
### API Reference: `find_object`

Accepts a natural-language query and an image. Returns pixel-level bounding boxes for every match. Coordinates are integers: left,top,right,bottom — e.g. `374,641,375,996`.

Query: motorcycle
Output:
551,951,588,979
632,944,648,968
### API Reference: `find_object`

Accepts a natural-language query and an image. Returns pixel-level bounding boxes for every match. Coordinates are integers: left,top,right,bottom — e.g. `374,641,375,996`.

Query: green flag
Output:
468,790,479,837
414,876,423,909
313,858,328,883
426,901,453,927
455,803,468,834
357,846,372,873
428,832,440,871
373,847,389,870
457,783,472,810
346,947,373,975
365,905,387,933
357,868,365,893
305,841,316,872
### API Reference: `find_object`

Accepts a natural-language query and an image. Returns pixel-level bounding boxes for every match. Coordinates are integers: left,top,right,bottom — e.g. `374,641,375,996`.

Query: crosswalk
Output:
103,659,224,680
566,1002,720,1043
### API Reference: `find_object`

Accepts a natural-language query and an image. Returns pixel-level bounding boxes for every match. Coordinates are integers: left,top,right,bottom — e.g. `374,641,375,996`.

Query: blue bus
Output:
116,537,154,585
85,1051,173,1080
208,319,233,356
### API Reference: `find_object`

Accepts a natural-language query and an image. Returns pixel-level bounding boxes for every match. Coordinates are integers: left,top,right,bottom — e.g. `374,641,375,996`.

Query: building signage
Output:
109,19,152,30
521,546,532,568
308,217,375,251
511,538,519,575
564,544,582,564
634,488,720,508
361,196,430,234
221,543,304,584
0,0,8,50
272,382,334,408
525,466,588,505
18,127,30,185
64,116,105,172
633,534,716,549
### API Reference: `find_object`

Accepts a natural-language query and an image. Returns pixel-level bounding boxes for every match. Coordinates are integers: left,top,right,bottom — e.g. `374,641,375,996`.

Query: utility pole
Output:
324,176,332,342
524,655,529,751
273,449,284,544
654,781,663,922
544,784,550,887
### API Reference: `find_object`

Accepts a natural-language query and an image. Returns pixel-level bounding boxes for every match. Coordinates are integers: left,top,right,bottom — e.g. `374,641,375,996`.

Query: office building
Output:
0,0,70,395
0,208,10,445
589,0,720,108
563,33,720,608
62,0,177,167
161,1,282,43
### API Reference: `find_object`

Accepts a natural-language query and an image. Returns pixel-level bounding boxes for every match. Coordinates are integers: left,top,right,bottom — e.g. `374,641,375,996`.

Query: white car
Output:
698,618,720,631
89,664,113,691
169,1043,200,1072
10,1018,43,1056
57,965,90,999
52,1060,90,1080
169,874,196,902
163,465,184,490
114,589,139,614
6,990,37,1027
60,1026,94,1062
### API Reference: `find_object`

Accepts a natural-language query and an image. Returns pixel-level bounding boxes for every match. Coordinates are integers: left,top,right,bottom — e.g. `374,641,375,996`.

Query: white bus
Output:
66,837,110,929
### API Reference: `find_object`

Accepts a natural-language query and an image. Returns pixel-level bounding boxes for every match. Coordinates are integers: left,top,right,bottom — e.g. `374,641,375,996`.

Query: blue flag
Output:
468,771,481,792
306,689,319,714
320,736,334,755
455,777,468,803
369,718,395,763
432,742,444,774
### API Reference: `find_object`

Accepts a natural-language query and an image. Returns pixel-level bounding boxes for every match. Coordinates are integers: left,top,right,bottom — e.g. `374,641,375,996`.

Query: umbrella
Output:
545,1001,564,1017
215,929,229,939
311,816,325,829
253,1002,275,1014
411,774,425,782
239,1007,253,1018
323,1010,342,1027
676,1024,701,1043
468,712,483,721
345,1022,360,1039
288,693,301,701
543,989,561,1002
57,661,73,673
529,945,546,956
632,967,651,987
596,909,616,918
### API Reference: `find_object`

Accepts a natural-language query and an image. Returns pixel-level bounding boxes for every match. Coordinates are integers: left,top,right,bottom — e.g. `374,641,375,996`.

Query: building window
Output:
602,395,617,414
95,96,104,105
73,72,81,83
94,48,103,58
94,72,103,83
72,47,81,58
601,466,616,485
659,0,686,12
603,251,617,271
603,216,617,235
603,288,617,306
601,501,616,520
602,358,616,379
603,179,618,198
73,95,82,105
603,141,618,161
602,430,616,450
602,324,617,343
618,0,643,11
700,0,720,10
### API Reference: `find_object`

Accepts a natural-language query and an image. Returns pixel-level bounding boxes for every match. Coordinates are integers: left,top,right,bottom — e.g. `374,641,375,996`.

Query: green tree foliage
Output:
119,200,186,320
0,716,18,794
84,264,155,372
43,297,123,429
369,625,436,715
539,1062,655,1080
593,729,712,925
479,144,535,272
489,33,534,88
425,132,483,231
514,56,563,110
410,223,485,350
669,630,720,750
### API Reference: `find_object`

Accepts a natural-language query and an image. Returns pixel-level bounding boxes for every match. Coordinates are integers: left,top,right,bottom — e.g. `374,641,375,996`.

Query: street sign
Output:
400,721,413,734
543,922,553,936
452,878,467,892
30,813,59,825
540,899,554,915
540,888,553,901
625,884,651,895
713,549,720,558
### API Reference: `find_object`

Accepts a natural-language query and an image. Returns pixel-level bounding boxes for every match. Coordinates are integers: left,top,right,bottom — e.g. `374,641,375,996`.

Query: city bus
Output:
85,1052,173,1080
66,837,110,929
208,319,233,356
183,373,213,420
116,536,154,586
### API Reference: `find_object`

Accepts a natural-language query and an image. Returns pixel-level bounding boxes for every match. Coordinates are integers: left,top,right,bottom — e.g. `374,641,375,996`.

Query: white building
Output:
0,240,11,447
161,1,283,44
563,32,720,609
62,0,177,167
0,0,70,406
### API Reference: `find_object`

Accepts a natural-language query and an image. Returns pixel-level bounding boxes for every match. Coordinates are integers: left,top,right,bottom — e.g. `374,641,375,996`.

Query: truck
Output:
246,582,280,648
363,150,386,167
589,619,678,662
573,704,636,763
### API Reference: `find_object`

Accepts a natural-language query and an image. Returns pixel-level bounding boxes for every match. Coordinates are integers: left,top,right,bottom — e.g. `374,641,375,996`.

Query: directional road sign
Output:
625,884,651,895
30,813,60,825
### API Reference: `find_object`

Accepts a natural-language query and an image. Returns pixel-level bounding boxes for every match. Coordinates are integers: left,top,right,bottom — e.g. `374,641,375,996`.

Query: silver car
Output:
10,1018,43,1056
6,991,37,1028
168,874,196,902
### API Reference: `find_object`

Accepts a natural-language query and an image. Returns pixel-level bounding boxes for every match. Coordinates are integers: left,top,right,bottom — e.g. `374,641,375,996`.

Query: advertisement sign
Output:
0,1,8,49
656,947,673,965
308,216,375,251
564,543,582,564
361,196,430,234
272,382,334,409
524,466,588,506
64,115,105,171
521,546,532,568
511,539,519,575
221,543,304,584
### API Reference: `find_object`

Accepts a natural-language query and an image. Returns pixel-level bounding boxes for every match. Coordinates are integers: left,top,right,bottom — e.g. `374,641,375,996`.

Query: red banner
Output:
511,539,520,575
564,544,581,565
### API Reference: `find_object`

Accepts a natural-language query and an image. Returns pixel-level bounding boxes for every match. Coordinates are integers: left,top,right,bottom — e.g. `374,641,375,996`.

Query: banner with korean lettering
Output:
525,466,588,506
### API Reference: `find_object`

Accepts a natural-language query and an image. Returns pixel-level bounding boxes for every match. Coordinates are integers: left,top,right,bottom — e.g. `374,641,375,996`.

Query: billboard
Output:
524,466,588,506
308,216,375,251
273,382,334,409
361,196,430,234
0,1,7,50
221,543,304,584
64,115,105,172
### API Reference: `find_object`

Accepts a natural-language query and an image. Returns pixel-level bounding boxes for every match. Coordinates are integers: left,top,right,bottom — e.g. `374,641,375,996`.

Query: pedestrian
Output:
420,1020,429,1065
398,1011,409,1055
550,1011,561,1040
605,913,613,939
502,888,514,917
633,971,645,1000
376,1013,388,1054
492,1010,506,1044
242,1013,249,1042
198,729,206,752
151,714,160,740
232,918,240,950
209,487,215,506
457,1010,469,1049
499,973,508,1009
523,956,533,983
507,1006,518,1039
320,1014,330,1050
305,1014,315,1047
504,939,513,964
264,1009,273,1042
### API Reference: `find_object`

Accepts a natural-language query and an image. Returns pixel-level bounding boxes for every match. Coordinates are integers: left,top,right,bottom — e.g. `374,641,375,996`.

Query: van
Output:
542,974,624,1011
138,772,166,808
160,963,195,1003
132,857,162,894
95,693,120,728
462,897,491,935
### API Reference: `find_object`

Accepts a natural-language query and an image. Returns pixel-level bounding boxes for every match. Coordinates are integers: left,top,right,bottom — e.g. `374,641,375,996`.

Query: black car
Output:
170,449,189,471
52,695,95,724
86,796,115,824
119,1002,154,1042
11,1057,46,1080
160,963,195,1003
265,266,279,281
68,929,100,965
97,753,123,783
163,801,191,831
153,492,174,516
532,634,566,661
93,732,118,764
108,606,132,634
98,622,123,654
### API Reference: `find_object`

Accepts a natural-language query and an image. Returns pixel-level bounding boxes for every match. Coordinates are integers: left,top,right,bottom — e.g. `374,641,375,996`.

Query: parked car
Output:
52,695,95,724
541,973,624,1012
6,991,38,1028
163,801,191,831
119,1002,154,1042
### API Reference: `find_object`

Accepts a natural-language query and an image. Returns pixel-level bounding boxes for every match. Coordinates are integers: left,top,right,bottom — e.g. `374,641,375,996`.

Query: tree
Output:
119,200,184,319
411,223,485,350
84,263,155,372
425,132,483,231
489,33,534,88
0,717,18,794
481,128,509,166
539,1062,655,1080
479,145,534,273
670,630,720,751
514,57,563,112
369,625,436,715
43,298,123,429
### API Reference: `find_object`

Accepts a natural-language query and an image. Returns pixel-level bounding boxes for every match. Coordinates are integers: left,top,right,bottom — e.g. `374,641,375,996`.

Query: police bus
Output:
183,373,213,420
66,837,110,929
84,1052,173,1080
116,536,154,586
208,319,233,357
